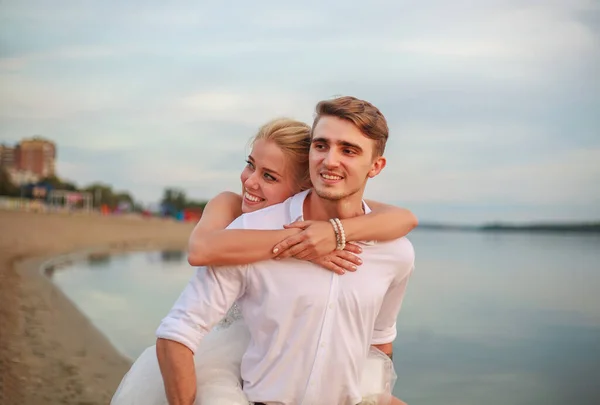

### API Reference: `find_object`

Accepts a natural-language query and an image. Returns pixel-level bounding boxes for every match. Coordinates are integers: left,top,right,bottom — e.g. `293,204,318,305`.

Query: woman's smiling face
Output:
240,139,301,213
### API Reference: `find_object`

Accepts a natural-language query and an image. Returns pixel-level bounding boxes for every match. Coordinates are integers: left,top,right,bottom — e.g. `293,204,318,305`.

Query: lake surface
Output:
49,229,600,405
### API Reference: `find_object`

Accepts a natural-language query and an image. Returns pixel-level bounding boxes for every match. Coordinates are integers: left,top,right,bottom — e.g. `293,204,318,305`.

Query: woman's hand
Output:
272,220,364,275
311,245,363,275
272,220,339,261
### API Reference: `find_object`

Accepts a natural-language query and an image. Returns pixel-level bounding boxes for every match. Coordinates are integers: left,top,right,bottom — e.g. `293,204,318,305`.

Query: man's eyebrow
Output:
312,137,363,152
338,140,363,151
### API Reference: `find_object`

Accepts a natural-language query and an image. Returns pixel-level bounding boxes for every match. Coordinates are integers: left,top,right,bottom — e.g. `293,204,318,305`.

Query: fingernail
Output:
351,265,357,271
273,248,279,254
357,258,363,264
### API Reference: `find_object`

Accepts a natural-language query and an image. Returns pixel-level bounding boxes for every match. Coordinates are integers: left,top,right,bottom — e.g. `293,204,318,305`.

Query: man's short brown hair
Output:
312,96,389,157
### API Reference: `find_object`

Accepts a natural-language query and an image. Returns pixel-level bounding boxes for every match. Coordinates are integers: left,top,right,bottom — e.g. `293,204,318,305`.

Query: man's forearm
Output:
371,342,393,360
156,338,197,405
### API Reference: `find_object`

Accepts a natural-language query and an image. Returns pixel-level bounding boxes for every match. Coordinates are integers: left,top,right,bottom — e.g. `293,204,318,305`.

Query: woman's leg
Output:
111,345,168,405
358,346,399,405
111,320,251,405
192,320,250,404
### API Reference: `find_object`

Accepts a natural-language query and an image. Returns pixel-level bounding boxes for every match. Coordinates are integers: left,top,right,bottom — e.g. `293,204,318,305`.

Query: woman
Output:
112,118,416,405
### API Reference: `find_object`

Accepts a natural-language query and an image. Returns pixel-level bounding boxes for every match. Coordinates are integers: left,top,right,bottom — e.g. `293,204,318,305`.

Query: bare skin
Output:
391,397,408,405
156,341,195,405
187,192,417,273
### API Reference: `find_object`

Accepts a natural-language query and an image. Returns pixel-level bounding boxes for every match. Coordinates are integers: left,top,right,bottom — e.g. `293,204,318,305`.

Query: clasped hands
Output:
271,220,362,275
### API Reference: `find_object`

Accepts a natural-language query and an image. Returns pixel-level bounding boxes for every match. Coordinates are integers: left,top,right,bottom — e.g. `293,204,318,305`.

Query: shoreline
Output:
38,246,183,363
0,210,195,405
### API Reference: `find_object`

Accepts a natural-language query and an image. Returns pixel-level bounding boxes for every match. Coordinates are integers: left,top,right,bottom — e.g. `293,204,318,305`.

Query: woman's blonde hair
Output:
251,118,312,191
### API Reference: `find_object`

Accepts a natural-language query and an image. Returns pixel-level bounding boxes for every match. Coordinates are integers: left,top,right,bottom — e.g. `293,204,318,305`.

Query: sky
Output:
1,0,599,224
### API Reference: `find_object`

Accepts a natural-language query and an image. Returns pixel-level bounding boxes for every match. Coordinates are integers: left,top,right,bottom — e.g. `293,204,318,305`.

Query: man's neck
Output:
303,190,365,221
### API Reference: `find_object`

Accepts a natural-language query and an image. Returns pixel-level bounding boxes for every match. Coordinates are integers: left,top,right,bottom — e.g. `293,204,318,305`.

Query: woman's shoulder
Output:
211,191,242,204
204,191,243,213
239,198,295,229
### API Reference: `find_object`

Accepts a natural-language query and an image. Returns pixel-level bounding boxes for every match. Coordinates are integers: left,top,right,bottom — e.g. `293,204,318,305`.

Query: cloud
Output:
1,0,598,222
0,46,119,71
0,71,140,120
174,90,316,127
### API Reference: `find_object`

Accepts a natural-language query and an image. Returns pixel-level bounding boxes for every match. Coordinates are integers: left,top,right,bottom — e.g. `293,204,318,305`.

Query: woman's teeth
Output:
245,192,263,202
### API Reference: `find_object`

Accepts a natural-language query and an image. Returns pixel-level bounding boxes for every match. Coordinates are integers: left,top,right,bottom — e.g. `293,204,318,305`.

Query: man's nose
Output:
323,150,340,168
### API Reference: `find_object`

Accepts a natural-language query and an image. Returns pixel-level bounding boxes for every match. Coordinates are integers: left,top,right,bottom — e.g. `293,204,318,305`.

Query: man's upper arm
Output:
371,263,414,345
156,216,247,352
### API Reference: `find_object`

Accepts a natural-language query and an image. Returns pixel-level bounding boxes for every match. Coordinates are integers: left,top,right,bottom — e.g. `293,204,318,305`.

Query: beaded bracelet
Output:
329,218,346,251
334,218,346,251
329,218,341,249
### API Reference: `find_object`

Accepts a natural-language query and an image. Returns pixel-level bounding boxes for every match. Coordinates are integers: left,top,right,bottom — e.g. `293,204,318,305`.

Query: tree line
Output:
0,166,208,213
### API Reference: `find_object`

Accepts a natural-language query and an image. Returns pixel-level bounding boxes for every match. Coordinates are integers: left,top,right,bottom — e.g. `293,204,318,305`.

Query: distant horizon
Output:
3,146,600,225
417,220,600,229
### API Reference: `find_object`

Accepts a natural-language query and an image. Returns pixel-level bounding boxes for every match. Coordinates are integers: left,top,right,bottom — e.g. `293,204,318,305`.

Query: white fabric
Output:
112,317,396,405
112,319,249,405
156,189,415,405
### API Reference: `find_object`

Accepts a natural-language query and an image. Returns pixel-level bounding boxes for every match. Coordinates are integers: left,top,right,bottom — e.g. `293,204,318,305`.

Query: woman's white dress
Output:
111,304,397,405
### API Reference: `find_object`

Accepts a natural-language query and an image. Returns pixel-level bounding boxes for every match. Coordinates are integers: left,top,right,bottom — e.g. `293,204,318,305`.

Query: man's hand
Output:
156,338,197,405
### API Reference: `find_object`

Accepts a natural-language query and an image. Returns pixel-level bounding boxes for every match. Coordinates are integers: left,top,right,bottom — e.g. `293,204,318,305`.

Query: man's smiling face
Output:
309,115,386,202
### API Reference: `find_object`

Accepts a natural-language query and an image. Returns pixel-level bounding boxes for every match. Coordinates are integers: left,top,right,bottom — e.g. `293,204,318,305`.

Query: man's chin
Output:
314,187,345,201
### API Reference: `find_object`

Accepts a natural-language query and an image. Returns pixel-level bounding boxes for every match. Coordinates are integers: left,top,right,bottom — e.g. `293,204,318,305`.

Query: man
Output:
156,96,415,404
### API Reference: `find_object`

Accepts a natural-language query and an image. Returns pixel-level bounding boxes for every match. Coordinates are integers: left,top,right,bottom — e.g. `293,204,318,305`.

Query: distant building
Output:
7,168,40,186
16,136,56,178
0,144,16,169
1,137,56,186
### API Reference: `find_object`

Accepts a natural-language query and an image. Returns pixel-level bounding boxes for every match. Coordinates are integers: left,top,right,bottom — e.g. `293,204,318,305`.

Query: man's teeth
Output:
322,174,343,180
245,192,263,202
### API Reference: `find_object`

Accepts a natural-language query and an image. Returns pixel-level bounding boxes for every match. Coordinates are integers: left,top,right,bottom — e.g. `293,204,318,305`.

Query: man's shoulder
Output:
376,235,414,252
237,198,294,230
391,235,415,253
371,236,415,270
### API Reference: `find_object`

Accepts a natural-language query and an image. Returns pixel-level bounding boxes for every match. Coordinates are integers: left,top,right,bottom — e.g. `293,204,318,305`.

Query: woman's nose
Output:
244,172,260,190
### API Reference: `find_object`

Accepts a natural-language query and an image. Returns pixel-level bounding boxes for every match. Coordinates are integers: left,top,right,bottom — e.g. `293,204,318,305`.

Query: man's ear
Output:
368,156,386,178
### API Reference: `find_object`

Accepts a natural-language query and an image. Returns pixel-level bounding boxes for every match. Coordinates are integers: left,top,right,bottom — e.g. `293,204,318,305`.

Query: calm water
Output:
50,229,600,405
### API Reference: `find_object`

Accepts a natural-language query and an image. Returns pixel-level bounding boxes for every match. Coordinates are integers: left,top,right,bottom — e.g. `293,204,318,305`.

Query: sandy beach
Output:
0,209,195,405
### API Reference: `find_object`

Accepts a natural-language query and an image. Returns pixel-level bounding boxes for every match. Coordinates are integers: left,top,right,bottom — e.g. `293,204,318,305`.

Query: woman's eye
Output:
264,173,276,181
245,160,255,169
